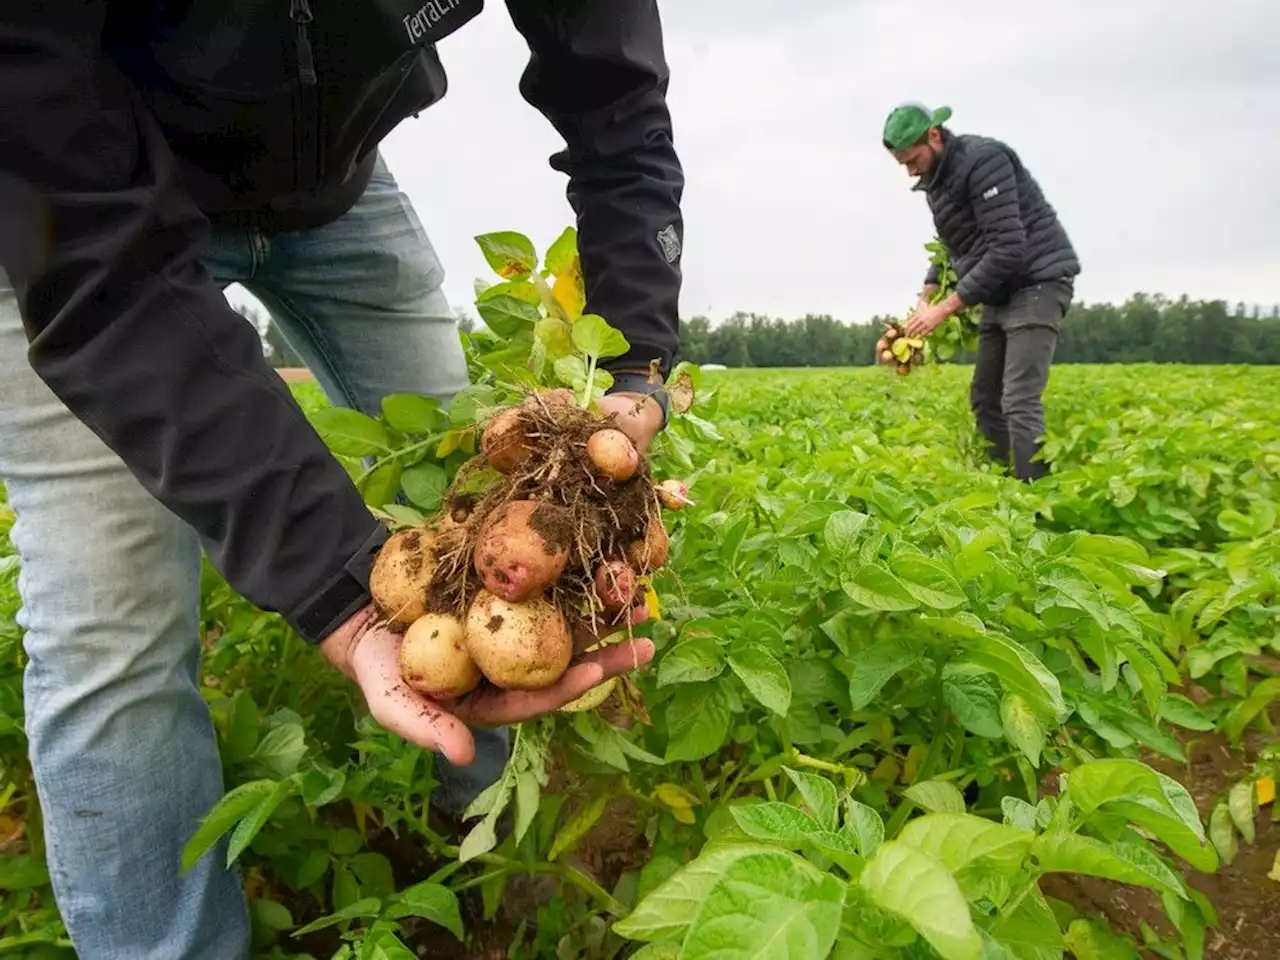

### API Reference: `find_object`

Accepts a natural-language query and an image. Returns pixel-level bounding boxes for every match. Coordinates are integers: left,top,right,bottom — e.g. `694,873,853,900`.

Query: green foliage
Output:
1,225,1277,957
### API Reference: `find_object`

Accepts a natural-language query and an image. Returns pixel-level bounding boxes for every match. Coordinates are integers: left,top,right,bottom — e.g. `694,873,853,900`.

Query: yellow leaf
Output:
1257,776,1276,807
436,427,475,459
872,755,901,784
644,583,661,621
1270,849,1280,883
902,743,929,784
650,783,701,829
558,678,616,713
653,783,699,812
552,258,586,322
351,801,380,842
892,339,912,362
870,717,895,747
0,814,22,844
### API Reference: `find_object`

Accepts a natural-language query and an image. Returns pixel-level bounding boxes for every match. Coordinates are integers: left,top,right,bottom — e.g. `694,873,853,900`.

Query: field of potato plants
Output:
1,228,1279,960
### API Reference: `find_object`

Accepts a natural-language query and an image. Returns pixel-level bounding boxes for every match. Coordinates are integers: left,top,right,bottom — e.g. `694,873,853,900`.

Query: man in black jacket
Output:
884,103,1081,481
0,2,680,955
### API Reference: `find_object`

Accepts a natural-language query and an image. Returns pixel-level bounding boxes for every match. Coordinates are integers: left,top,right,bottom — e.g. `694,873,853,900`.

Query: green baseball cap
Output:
882,102,953,151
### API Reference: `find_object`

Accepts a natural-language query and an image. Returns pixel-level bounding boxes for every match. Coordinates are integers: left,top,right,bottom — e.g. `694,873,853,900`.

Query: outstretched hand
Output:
321,604,654,766
904,301,951,338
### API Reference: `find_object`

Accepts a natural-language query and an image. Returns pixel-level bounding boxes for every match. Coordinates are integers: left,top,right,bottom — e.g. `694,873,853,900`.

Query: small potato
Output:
594,560,637,612
532,388,576,410
481,408,531,474
895,363,911,377
465,591,572,690
586,429,640,482
655,478,692,510
879,349,894,364
875,337,888,354
369,528,437,630
473,500,571,602
626,517,670,572
884,326,900,342
399,613,481,700
438,498,474,536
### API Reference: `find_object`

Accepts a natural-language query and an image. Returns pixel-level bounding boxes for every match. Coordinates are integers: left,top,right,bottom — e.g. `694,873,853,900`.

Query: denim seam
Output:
254,288,361,410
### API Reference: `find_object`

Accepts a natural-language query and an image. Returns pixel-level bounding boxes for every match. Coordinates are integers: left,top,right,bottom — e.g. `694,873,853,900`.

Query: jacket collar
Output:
912,130,959,193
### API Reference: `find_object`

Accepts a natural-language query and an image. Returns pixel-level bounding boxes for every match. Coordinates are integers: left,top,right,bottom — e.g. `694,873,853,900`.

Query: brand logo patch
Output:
982,186,1000,200
401,0,479,44
657,224,681,264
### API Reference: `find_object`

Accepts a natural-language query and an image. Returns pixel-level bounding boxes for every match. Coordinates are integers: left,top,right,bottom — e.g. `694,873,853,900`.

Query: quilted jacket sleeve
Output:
504,0,684,379
954,144,1028,306
0,5,386,644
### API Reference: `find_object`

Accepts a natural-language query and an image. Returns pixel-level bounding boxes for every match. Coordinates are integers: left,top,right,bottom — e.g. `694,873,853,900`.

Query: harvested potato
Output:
465,591,573,690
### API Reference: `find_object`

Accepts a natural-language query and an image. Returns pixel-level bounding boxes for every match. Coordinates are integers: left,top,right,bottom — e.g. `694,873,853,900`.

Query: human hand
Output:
597,390,664,456
905,301,952,338
321,604,655,765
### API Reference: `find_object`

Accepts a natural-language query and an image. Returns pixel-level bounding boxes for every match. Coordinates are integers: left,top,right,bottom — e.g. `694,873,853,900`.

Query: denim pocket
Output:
1000,280,1073,332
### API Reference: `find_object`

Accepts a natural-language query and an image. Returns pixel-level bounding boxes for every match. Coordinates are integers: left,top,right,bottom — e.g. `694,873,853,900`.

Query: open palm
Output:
340,608,654,766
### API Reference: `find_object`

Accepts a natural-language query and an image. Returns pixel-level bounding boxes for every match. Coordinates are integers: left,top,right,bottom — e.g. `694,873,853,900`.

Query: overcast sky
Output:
233,0,1280,325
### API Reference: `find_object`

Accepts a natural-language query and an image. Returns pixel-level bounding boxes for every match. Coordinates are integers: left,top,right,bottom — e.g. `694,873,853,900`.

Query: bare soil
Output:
1042,726,1279,960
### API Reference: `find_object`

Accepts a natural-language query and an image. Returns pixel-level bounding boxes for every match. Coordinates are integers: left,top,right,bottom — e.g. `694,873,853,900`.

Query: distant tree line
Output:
675,295,1280,367
232,293,1279,370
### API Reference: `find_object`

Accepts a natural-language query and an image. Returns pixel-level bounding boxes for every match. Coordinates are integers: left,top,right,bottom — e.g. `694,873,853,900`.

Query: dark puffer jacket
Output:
919,131,1080,306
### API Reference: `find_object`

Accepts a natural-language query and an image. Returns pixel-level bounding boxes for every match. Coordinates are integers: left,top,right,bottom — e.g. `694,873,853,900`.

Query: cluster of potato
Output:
367,389,691,708
876,322,926,376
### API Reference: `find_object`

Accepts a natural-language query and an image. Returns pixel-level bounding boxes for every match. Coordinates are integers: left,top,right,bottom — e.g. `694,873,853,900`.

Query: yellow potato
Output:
398,613,481,700
369,528,437,630
626,517,670,572
464,591,572,690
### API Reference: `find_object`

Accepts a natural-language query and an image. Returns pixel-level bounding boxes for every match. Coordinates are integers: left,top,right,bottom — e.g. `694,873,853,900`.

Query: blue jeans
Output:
0,154,509,959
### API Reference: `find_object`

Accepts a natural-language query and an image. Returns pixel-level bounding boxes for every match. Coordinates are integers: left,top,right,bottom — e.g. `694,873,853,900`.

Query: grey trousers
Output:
970,279,1074,482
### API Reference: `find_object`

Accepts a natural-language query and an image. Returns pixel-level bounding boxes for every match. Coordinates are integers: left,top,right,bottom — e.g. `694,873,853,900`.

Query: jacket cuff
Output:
284,523,389,643
605,370,670,428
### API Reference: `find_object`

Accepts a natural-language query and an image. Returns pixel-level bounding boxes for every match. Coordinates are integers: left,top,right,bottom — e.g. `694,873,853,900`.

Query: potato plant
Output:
1,246,1277,958
615,759,1219,959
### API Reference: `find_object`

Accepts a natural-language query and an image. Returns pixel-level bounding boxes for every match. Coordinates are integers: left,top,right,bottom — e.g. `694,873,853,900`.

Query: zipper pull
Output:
290,0,317,85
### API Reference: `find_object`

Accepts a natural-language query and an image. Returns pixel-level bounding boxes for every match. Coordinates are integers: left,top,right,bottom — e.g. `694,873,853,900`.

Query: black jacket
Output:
0,0,684,644
918,131,1080,306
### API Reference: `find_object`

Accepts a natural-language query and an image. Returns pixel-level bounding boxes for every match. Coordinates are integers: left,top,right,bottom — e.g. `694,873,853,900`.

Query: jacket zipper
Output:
289,0,321,192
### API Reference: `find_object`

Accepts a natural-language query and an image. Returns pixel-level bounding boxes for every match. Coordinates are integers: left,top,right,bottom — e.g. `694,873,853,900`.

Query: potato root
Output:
375,380,694,708
627,517,670,572
655,479,692,510
481,408,531,474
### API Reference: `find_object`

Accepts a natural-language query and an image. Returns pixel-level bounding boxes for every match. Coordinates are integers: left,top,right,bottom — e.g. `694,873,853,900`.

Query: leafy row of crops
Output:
2,229,1278,959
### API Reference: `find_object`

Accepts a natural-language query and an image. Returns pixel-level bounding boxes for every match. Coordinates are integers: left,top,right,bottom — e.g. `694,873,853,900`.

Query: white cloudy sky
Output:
234,0,1280,324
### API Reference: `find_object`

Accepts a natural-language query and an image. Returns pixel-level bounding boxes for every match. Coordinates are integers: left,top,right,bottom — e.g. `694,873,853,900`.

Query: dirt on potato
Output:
427,395,660,639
